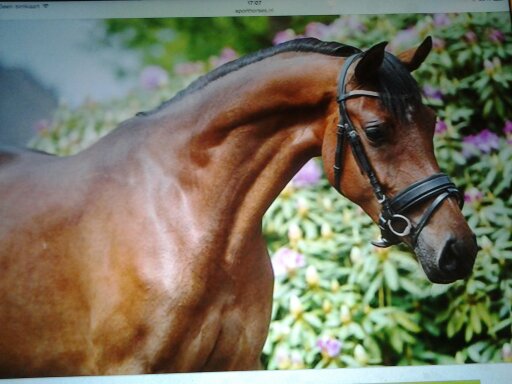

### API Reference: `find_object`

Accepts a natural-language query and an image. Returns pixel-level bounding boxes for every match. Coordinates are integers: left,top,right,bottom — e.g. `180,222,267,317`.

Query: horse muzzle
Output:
415,231,478,284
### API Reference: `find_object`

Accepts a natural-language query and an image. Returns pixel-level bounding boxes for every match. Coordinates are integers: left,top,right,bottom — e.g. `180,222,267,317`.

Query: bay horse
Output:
0,37,477,377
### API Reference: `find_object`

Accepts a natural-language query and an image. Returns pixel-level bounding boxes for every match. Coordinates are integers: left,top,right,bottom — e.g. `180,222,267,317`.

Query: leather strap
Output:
334,53,360,192
334,50,463,248
389,173,463,213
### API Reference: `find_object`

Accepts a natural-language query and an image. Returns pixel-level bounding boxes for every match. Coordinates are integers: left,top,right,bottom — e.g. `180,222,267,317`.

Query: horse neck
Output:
143,52,342,238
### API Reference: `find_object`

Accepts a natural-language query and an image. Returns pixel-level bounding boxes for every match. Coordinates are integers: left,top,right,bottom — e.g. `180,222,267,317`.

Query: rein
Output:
334,53,463,248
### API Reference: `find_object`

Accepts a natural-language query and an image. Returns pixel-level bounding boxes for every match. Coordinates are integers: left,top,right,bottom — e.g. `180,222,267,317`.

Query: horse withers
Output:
0,37,477,377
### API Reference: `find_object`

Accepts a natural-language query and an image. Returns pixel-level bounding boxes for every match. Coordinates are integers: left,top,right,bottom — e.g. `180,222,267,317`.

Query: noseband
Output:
334,53,463,248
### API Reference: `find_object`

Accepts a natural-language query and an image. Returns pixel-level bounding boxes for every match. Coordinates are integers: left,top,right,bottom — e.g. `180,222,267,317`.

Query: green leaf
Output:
383,261,399,291
490,317,512,333
394,313,421,333
470,306,482,334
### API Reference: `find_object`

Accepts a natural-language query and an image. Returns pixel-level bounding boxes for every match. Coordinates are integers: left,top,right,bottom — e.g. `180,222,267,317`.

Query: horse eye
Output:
365,126,385,143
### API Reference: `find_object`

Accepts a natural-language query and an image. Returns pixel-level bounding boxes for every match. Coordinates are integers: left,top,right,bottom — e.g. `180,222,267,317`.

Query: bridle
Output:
334,53,463,248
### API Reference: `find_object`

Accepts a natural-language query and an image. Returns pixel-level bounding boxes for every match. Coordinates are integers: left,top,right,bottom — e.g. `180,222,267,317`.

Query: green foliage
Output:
413,13,512,136
32,12,511,369
101,16,338,71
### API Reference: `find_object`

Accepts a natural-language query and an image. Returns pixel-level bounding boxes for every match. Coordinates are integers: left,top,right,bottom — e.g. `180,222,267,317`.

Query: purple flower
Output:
504,121,512,145
292,160,322,187
139,65,169,90
316,336,342,358
305,22,330,39
503,120,512,135
465,31,477,44
273,29,297,45
464,188,483,204
272,247,306,277
488,28,505,44
389,27,419,52
435,120,448,134
343,16,365,32
423,85,443,101
433,14,451,27
462,129,500,158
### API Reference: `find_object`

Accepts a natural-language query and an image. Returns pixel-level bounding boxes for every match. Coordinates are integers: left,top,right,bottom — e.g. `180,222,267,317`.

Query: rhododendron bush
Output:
32,13,511,368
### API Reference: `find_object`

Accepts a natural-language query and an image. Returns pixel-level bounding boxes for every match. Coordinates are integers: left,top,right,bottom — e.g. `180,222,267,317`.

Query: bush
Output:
31,12,512,369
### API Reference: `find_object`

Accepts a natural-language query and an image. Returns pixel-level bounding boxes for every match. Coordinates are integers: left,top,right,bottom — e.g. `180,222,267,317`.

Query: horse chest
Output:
89,264,271,373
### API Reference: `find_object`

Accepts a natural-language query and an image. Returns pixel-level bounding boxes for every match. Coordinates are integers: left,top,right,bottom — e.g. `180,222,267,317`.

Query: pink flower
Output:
464,188,483,204
432,37,446,51
435,120,448,135
305,22,330,39
273,29,297,45
316,336,342,358
292,160,322,187
465,31,477,44
433,14,451,26
174,61,205,76
488,28,505,44
210,47,239,68
139,65,169,90
344,16,365,32
272,248,306,277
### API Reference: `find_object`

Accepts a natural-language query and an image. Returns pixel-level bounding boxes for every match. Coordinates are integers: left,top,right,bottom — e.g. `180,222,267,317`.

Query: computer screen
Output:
0,1,510,383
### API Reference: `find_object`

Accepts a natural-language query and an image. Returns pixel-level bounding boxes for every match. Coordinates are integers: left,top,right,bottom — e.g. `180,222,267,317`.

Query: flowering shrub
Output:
262,12,511,368
31,13,511,369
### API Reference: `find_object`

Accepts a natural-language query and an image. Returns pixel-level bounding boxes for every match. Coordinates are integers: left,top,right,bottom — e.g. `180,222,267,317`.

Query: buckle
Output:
387,214,412,237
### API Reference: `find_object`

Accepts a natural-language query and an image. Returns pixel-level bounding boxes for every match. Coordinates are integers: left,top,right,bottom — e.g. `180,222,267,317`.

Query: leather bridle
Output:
334,53,463,248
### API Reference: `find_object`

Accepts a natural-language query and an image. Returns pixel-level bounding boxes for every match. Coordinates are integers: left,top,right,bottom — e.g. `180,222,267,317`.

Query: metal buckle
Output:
387,214,412,237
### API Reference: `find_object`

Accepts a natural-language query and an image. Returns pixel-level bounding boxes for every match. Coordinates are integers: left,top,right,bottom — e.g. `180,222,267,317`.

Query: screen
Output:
0,1,510,383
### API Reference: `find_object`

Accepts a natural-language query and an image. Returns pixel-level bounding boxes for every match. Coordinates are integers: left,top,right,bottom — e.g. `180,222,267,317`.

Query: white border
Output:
0,0,509,20
2,364,512,383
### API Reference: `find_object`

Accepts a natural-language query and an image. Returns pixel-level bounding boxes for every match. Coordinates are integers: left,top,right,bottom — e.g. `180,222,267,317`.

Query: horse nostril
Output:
439,238,459,273
438,236,477,276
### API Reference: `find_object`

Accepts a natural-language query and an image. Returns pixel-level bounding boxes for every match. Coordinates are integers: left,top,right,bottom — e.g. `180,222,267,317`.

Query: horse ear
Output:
397,36,432,72
354,41,387,83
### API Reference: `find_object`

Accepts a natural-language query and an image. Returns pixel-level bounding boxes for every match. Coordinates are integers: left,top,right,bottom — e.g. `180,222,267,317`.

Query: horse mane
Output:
140,38,361,115
141,37,422,121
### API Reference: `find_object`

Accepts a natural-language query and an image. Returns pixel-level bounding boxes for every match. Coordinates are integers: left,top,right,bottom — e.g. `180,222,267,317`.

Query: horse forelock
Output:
139,38,361,116
374,52,422,123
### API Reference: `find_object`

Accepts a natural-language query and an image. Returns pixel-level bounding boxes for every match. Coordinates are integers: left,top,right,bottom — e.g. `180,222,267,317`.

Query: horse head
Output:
322,37,478,283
